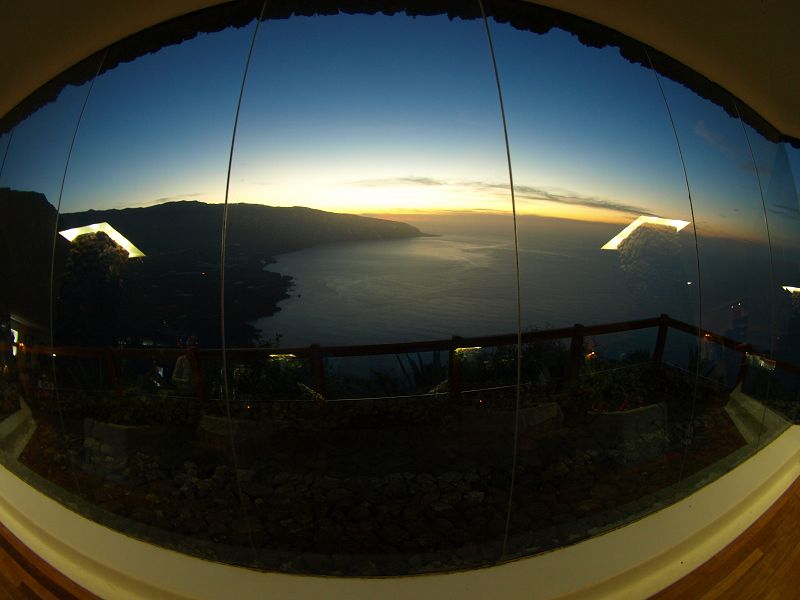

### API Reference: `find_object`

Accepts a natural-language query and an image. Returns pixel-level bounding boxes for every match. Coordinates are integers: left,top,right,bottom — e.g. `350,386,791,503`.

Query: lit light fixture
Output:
782,285,800,294
269,353,297,360
58,222,145,258
11,328,18,357
601,216,690,250
747,352,776,372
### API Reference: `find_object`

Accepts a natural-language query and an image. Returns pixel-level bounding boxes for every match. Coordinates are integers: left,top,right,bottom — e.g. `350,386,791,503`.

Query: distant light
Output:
601,216,690,250
11,328,18,357
585,350,598,360
52,353,57,357
269,353,297,360
687,281,693,286
58,222,145,258
782,285,800,294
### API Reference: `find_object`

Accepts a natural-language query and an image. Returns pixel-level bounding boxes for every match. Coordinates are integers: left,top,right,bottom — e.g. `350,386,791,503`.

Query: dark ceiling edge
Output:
2,0,799,149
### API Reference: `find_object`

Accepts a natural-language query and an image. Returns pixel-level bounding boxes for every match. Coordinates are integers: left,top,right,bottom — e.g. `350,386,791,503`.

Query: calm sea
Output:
254,219,695,350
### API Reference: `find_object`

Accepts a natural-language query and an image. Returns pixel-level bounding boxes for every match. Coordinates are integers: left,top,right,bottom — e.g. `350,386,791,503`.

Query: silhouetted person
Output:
173,335,198,395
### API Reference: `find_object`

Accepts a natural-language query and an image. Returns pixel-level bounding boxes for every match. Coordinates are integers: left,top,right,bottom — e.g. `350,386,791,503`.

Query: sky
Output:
0,12,798,240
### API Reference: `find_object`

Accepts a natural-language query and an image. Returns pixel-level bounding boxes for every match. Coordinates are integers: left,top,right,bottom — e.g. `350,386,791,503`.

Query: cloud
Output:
465,181,656,216
150,192,204,204
694,120,727,150
737,161,772,176
693,121,777,178
114,192,206,209
769,204,800,220
348,175,656,216
349,176,445,187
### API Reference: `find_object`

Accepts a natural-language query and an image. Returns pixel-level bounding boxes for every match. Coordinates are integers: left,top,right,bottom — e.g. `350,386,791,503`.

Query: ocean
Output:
254,217,698,352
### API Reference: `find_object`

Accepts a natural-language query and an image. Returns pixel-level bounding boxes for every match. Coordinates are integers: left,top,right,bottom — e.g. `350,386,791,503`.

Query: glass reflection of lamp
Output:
454,346,482,355
58,222,145,258
601,215,690,250
11,328,18,357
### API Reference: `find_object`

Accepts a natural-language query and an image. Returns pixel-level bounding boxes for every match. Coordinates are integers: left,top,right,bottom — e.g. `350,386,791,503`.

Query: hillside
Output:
58,201,424,258
1,193,425,346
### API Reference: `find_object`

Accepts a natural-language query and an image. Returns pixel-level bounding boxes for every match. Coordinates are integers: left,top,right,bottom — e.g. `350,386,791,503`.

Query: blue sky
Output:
0,11,798,239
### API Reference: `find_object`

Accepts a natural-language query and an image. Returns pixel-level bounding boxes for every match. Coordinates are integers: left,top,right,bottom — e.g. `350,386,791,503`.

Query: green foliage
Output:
395,352,446,392
221,358,308,418
573,354,711,414
56,232,129,346
459,337,568,393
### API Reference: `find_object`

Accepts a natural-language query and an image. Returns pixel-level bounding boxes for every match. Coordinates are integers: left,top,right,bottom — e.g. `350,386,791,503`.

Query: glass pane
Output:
488,19,706,558
741,126,800,425
44,24,259,565
0,131,12,177
227,12,516,574
0,81,98,498
655,73,779,482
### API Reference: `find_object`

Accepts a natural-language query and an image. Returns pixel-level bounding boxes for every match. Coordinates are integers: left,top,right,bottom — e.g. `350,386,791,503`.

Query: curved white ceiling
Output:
1,0,798,140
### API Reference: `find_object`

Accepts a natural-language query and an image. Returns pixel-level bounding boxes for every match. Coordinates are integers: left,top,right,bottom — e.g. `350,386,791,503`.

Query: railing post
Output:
736,343,752,387
105,348,122,395
652,313,669,366
310,343,326,400
449,336,463,404
17,344,31,400
568,324,584,382
187,347,209,413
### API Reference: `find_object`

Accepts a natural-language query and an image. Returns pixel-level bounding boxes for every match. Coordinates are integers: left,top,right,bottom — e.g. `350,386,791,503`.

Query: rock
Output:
379,523,410,545
208,519,229,538
348,505,371,522
232,515,263,535
326,487,351,503
237,469,255,483
590,483,620,500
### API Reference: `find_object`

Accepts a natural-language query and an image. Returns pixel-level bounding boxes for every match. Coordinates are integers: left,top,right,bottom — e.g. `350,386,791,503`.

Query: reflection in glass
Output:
487,17,732,559
655,71,788,471
0,1,797,579
226,12,516,573
21,22,261,565
0,80,100,500
740,124,800,424
0,131,12,178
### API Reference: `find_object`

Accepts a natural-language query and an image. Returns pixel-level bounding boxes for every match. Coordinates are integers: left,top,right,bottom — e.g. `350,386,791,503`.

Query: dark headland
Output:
0,190,425,346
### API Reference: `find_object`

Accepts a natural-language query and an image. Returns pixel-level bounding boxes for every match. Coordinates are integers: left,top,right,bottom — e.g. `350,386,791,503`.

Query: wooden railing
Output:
4,314,800,406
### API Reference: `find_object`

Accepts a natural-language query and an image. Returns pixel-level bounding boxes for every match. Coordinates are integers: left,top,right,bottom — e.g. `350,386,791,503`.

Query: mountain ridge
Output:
59,200,426,258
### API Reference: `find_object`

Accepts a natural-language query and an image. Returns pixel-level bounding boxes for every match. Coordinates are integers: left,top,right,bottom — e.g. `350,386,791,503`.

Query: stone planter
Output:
0,399,36,460
82,418,170,477
461,403,563,450
198,414,272,454
588,402,668,465
83,418,167,454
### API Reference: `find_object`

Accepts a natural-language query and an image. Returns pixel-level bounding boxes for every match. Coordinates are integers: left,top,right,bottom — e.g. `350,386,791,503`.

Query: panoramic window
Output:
0,0,798,578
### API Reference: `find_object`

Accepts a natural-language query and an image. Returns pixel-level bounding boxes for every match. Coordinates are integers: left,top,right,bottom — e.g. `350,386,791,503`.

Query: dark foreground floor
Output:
1,475,799,599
